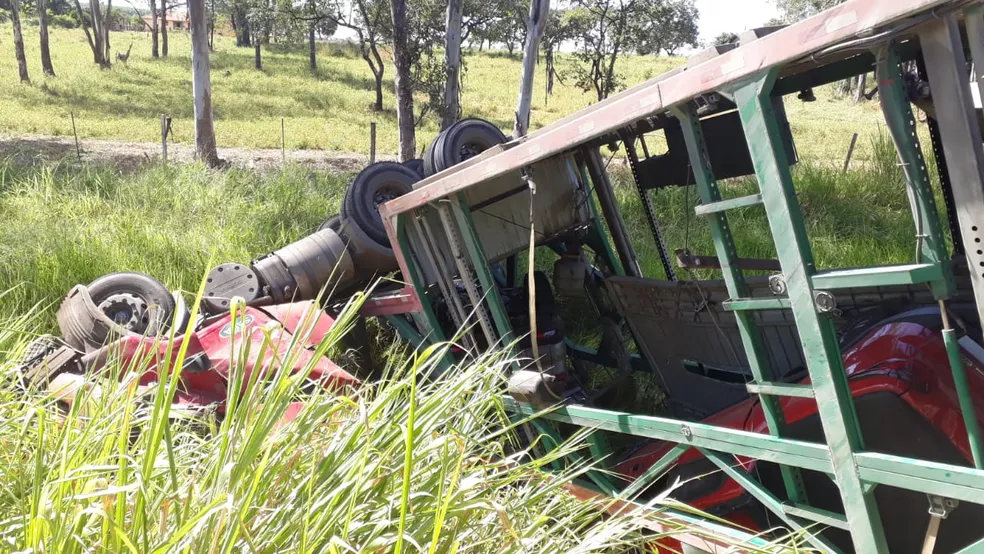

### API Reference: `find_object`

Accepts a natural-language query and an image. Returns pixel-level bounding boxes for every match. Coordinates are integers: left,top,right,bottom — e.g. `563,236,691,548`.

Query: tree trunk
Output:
309,24,317,70
208,0,214,51
87,0,111,66
307,0,317,70
513,0,549,138
544,47,553,105
390,0,415,162
189,0,219,167
373,70,384,111
440,0,463,130
254,33,262,69
161,6,169,57
853,72,867,103
38,0,55,76
10,0,30,83
149,0,159,57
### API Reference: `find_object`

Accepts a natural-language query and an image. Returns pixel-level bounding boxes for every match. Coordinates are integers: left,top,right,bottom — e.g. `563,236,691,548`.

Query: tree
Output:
38,0,56,75
229,0,252,46
542,8,585,104
390,0,415,161
567,0,698,102
774,0,841,22
8,0,30,82
323,0,387,111
441,0,462,130
247,0,273,69
713,31,737,46
566,0,634,102
189,0,220,166
378,0,446,126
160,0,168,56
630,0,698,56
513,0,548,138
149,0,159,56
282,0,339,71
72,0,111,66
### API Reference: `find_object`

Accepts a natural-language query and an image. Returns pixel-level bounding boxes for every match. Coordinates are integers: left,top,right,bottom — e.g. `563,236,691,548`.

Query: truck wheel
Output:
342,162,419,246
430,118,507,174
402,159,425,178
87,272,176,336
423,129,448,177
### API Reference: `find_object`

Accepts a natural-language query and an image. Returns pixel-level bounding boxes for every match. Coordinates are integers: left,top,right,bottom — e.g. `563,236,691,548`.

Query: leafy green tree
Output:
713,31,737,46
774,0,841,22
323,0,389,110
630,0,698,56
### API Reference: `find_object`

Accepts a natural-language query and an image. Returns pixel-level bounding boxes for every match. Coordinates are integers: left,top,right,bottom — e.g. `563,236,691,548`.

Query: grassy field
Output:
1,295,691,552
0,23,889,164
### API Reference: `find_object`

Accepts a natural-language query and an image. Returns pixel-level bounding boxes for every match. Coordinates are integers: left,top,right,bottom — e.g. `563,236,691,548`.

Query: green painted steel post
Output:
671,103,808,505
531,418,618,495
943,328,984,468
447,195,517,346
619,443,688,499
394,211,454,373
875,45,954,298
699,448,842,553
576,156,626,277
731,69,890,553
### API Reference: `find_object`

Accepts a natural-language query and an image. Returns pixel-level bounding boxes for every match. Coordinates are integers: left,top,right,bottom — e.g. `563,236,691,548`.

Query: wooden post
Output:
843,132,859,172
281,117,286,164
71,112,81,162
161,114,169,162
369,121,377,165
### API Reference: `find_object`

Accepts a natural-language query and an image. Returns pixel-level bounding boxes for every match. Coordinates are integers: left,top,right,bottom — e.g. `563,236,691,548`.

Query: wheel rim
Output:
96,292,149,332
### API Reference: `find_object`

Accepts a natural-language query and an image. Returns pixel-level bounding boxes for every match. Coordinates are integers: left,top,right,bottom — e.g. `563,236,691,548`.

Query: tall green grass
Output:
613,131,945,279
0,287,797,552
0,158,348,320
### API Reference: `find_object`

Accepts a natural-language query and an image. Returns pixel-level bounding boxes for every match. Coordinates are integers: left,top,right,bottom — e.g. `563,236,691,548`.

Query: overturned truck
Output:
22,0,984,551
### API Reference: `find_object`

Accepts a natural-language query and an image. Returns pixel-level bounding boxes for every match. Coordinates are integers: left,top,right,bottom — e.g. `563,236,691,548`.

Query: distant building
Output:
142,10,189,31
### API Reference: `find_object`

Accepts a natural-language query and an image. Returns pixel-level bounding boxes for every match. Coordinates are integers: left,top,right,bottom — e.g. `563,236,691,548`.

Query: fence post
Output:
842,132,859,172
160,114,170,162
70,112,81,162
281,117,286,165
370,121,376,165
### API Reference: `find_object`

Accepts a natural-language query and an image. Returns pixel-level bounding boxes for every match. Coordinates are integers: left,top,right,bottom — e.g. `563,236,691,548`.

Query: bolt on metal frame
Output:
378,1,984,551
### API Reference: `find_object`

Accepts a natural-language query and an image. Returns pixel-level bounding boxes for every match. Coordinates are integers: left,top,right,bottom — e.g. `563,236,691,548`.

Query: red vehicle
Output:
19,271,361,417
614,306,984,552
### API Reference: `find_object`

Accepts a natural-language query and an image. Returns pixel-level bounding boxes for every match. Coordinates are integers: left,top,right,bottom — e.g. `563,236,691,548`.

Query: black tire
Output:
402,158,425,178
342,162,419,246
87,272,176,335
317,215,341,232
422,130,445,177
431,118,507,174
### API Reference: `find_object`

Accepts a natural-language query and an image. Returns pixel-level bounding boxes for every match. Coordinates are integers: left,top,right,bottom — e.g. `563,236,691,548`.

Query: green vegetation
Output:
0,24,891,164
0,25,678,155
0,160,345,318
617,131,936,279
0,297,659,552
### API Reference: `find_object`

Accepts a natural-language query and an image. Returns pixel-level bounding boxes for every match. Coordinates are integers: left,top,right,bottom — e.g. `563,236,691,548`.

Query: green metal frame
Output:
385,24,984,554
670,102,808,507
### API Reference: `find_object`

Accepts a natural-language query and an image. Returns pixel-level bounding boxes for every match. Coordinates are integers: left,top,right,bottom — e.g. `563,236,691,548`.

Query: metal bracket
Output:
813,290,838,314
769,274,787,295
927,494,959,519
